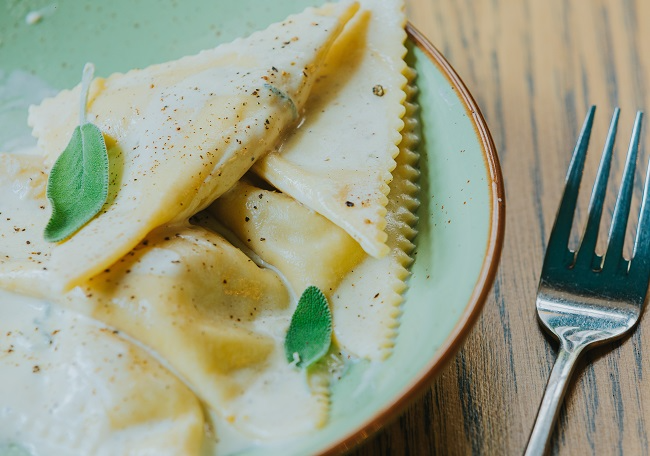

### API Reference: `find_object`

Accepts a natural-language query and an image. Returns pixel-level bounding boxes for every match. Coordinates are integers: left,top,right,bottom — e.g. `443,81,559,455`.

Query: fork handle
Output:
524,346,583,456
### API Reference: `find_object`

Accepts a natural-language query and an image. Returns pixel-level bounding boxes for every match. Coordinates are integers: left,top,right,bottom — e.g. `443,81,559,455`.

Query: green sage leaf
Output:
44,123,109,242
284,285,332,368
44,64,109,243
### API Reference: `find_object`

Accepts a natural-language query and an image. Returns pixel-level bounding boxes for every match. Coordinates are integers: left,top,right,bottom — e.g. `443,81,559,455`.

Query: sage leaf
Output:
44,63,109,242
44,123,109,242
285,286,332,368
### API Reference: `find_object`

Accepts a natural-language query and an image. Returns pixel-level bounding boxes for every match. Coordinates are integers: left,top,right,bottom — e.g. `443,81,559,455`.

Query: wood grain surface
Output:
352,0,650,454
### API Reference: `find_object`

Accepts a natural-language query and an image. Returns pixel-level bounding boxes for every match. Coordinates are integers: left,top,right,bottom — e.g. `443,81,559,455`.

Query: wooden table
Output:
353,0,650,454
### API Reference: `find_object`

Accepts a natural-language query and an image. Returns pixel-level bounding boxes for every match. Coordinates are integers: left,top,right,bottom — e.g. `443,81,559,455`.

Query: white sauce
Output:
0,290,203,456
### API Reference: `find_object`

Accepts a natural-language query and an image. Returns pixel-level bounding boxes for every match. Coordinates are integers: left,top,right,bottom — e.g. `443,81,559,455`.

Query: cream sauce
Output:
0,290,204,456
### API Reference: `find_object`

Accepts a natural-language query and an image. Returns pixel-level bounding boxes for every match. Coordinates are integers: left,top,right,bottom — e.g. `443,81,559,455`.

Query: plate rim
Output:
319,22,506,455
0,10,505,454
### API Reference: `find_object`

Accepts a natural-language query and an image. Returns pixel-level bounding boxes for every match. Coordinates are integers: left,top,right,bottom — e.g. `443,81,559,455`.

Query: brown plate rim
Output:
319,22,506,456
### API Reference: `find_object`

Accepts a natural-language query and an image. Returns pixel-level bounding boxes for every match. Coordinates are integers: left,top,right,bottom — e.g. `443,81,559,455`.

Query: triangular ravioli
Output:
0,154,328,438
209,179,366,297
0,0,419,446
0,153,51,293
0,292,204,456
331,67,420,360
211,65,419,361
28,1,358,290
253,0,408,259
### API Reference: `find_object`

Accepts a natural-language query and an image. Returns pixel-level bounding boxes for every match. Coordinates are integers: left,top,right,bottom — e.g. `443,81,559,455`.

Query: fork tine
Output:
544,106,595,267
603,111,643,273
631,157,650,278
574,109,620,269
630,114,650,278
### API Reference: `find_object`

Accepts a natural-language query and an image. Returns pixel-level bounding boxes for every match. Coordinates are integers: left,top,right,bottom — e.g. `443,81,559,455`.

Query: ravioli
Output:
28,1,358,290
61,222,331,437
331,67,419,360
0,292,204,456
218,0,418,360
0,154,328,438
209,179,366,297
209,68,419,360
0,0,420,449
0,153,52,294
253,0,408,259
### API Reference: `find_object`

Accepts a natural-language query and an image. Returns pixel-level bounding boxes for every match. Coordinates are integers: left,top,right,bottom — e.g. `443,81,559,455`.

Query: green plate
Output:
0,1,505,454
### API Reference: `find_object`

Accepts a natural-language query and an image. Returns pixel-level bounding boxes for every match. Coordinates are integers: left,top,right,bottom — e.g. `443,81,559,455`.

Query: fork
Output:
525,106,648,456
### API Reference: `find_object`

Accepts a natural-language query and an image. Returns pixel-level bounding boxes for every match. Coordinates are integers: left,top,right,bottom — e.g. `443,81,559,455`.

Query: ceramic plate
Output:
0,1,505,454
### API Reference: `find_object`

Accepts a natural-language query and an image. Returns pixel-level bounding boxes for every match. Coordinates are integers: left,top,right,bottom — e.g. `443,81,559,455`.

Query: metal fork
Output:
525,106,648,456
